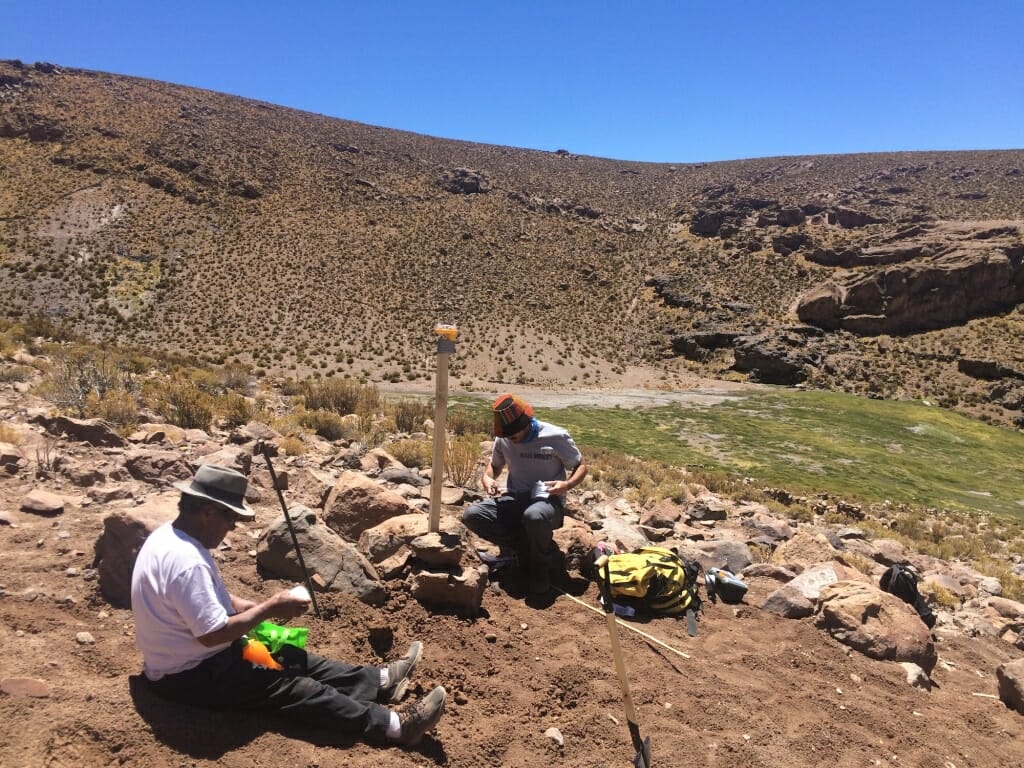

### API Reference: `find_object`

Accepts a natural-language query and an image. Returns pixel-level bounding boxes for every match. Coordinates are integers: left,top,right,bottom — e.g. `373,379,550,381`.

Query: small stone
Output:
66,568,80,577
454,690,469,705
485,633,498,643
248,550,257,558
520,623,528,630
97,611,109,620
0,677,51,698
75,632,95,645
544,727,564,747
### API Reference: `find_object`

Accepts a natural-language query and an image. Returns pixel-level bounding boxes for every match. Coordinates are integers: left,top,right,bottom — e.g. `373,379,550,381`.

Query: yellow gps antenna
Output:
428,323,458,533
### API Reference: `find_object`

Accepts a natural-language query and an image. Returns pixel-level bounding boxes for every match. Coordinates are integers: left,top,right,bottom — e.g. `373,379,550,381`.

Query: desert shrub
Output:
85,390,139,429
388,438,431,469
447,406,492,437
219,363,252,392
279,435,306,456
22,312,76,342
40,348,137,417
391,399,431,433
298,409,352,441
216,392,257,428
0,423,22,444
0,321,27,357
300,377,381,416
748,543,773,564
925,583,961,610
149,378,214,429
0,364,34,383
185,367,222,394
837,552,878,577
445,435,481,487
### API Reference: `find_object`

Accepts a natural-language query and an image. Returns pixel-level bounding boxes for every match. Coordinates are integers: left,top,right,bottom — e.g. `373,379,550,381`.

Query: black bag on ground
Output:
879,563,936,629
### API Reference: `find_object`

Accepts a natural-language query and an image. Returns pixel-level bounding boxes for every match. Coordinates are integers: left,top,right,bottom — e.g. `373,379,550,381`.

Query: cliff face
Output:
797,223,1024,335
1,60,1023,426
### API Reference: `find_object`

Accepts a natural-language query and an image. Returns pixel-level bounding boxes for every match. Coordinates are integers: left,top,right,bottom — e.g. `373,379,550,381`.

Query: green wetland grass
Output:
534,389,1024,520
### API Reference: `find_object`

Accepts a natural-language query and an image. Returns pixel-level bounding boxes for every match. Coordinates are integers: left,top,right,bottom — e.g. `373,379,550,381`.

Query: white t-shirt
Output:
491,420,583,493
130,522,233,680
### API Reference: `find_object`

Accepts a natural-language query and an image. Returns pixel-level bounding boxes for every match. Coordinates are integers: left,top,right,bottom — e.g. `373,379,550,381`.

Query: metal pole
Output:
259,443,322,619
429,324,457,533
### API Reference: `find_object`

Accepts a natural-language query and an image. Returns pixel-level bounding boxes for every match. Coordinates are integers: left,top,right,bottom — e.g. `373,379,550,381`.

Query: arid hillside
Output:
1,60,1022,426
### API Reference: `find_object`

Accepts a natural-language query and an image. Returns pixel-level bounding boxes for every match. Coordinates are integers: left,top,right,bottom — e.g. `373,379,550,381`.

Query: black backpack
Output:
879,563,936,629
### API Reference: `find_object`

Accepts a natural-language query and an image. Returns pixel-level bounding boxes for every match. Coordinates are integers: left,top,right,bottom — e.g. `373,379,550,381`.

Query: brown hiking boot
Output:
381,640,422,703
394,685,446,747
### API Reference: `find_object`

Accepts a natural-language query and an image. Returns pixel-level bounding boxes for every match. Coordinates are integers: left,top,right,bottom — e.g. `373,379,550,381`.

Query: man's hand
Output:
267,589,311,621
545,480,571,496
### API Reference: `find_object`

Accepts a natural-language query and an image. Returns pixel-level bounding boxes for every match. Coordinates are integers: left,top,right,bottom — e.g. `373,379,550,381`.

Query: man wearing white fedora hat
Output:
130,464,445,748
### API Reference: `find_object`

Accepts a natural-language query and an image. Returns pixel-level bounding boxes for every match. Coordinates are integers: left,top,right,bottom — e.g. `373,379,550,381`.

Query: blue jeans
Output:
462,492,564,566
147,641,391,738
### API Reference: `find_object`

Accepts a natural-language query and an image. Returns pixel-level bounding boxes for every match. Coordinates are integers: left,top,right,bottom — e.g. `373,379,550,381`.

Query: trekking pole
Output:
595,554,652,768
428,323,457,533
259,442,321,619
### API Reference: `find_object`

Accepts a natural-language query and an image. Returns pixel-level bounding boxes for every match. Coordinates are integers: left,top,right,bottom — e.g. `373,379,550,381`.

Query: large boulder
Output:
815,581,937,671
358,513,466,564
410,566,488,615
997,658,1024,715
94,493,179,607
322,471,413,539
29,415,126,448
257,505,386,605
732,331,818,384
124,449,192,485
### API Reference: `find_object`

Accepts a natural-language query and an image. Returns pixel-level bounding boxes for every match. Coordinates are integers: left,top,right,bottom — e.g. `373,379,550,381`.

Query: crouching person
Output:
130,465,445,747
462,393,587,595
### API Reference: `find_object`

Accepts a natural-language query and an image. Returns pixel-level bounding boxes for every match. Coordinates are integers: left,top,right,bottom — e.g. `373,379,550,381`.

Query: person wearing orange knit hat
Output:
462,394,588,595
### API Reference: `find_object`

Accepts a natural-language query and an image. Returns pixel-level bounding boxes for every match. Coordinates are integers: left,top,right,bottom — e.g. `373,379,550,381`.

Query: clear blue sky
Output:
3,1,1022,163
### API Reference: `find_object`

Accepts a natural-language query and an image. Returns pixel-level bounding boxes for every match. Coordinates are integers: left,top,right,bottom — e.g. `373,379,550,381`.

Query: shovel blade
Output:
632,735,652,768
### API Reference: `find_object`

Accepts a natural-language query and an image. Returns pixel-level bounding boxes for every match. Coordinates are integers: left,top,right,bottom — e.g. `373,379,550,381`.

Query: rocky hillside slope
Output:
1,60,1023,428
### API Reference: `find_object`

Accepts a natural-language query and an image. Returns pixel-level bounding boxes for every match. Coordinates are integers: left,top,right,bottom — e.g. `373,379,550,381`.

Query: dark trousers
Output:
147,642,391,738
462,493,563,565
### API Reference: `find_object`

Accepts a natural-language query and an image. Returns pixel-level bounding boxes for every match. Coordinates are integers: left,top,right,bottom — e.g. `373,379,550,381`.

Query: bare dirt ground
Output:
1,487,1022,768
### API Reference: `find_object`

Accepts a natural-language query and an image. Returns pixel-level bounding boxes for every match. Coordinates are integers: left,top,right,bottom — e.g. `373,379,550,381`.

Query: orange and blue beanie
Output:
492,393,534,437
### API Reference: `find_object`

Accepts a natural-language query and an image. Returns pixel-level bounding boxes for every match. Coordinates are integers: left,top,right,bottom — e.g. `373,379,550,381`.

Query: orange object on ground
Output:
242,638,283,670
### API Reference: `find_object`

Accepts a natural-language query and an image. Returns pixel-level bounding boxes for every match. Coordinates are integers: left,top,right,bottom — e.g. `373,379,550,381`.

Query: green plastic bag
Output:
247,621,308,654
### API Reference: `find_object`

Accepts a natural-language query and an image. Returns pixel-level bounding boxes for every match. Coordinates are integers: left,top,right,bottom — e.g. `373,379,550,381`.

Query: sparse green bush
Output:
0,364,34,383
150,378,214,429
39,348,137,417
298,409,352,441
86,389,139,429
447,406,492,437
445,435,481,487
216,392,257,428
279,435,306,456
391,399,431,434
388,438,431,469
300,377,381,417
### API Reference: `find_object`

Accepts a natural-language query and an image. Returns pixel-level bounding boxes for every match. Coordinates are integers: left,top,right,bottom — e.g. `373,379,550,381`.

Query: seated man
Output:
130,464,445,747
462,393,588,594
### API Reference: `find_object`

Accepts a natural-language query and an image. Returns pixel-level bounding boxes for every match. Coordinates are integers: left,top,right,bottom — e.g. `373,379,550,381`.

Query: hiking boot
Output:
393,685,446,747
381,640,422,703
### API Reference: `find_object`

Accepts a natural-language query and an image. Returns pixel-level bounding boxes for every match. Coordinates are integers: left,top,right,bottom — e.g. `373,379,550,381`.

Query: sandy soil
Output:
1,491,1022,768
